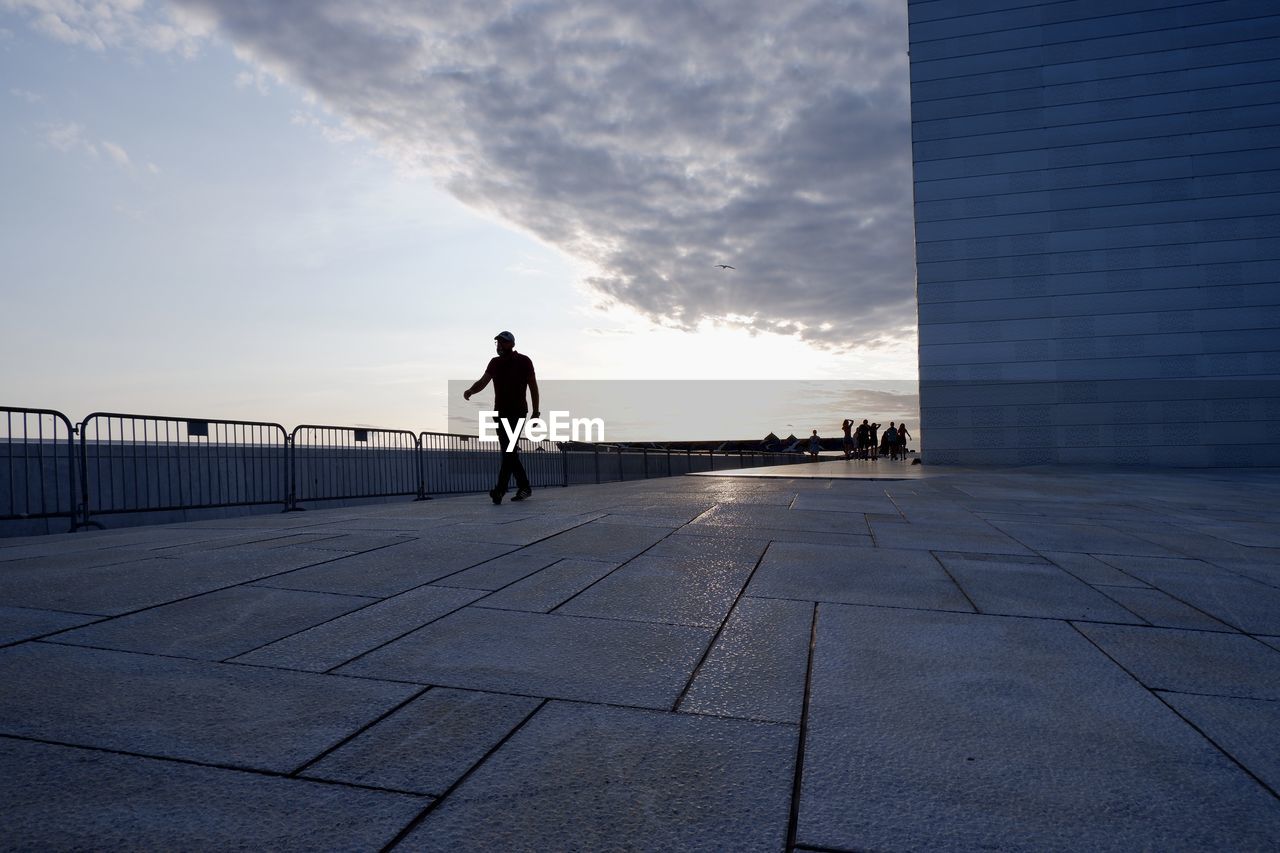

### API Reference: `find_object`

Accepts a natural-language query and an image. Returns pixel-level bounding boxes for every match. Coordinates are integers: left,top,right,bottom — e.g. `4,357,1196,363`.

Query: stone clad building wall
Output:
908,0,1280,465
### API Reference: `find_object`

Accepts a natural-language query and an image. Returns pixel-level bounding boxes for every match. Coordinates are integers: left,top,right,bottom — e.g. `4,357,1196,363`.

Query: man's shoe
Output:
489,488,503,505
511,488,532,502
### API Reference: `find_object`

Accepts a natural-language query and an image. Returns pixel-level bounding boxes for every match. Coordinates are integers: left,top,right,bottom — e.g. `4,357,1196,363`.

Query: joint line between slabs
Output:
28,537,429,649
927,549,980,614
316,540,626,674
379,698,549,852
545,526,682,614
1066,620,1280,805
1151,691,1280,804
289,684,433,777
672,540,774,713
785,602,820,852
0,731,430,799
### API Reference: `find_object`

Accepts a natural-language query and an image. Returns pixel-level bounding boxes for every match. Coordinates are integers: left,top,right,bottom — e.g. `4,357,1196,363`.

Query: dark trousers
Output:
494,413,530,493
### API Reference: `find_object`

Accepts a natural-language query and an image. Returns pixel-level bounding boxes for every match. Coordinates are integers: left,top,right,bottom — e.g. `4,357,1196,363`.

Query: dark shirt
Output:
486,352,535,414
842,421,853,438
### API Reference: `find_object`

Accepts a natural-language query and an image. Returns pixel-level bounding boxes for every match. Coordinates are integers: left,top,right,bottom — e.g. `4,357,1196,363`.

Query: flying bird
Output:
714,264,735,270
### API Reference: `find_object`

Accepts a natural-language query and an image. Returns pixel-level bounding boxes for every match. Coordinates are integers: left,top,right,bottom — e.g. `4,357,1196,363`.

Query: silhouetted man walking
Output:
464,331,539,504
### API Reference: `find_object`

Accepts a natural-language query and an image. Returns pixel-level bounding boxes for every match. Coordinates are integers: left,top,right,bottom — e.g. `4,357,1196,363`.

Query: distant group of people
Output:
813,418,911,461
806,420,912,460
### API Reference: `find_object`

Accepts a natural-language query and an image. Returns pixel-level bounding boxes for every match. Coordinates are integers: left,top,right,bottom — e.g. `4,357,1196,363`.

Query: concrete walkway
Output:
2,465,1279,851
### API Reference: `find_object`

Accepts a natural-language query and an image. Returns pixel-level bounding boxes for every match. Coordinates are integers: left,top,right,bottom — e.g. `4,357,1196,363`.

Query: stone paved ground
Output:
2,463,1280,851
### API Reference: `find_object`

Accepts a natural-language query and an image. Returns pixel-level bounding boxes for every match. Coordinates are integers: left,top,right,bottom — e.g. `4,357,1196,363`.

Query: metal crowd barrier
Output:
79,413,289,524
1,407,77,531
1,405,812,534
289,425,426,507
419,431,564,494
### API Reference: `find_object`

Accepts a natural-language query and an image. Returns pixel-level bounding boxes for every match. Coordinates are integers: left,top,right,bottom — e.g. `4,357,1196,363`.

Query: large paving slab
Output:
54,585,372,660
679,596,813,723
789,491,901,514
427,550,564,590
302,687,541,795
337,606,712,709
476,558,619,613
935,552,1143,622
0,643,418,772
798,604,1280,851
556,553,753,627
0,547,347,615
514,520,675,562
1095,562,1280,634
747,541,974,612
870,519,1034,555
1074,623,1280,700
260,539,517,597
0,737,427,851
232,585,486,672
439,512,608,546
1042,551,1151,586
644,531,768,566
688,503,871,536
674,525,874,546
0,605,100,645
1099,586,1235,631
396,701,797,852
987,519,1182,557
1160,692,1280,793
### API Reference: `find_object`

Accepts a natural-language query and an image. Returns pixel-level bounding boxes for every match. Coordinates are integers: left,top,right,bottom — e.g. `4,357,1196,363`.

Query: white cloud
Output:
45,120,91,152
102,139,130,167
0,0,214,56
9,87,43,102
289,107,359,145
43,122,142,170
234,67,273,94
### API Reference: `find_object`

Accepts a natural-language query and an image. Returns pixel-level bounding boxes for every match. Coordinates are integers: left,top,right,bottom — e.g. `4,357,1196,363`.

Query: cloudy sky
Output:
1,0,918,435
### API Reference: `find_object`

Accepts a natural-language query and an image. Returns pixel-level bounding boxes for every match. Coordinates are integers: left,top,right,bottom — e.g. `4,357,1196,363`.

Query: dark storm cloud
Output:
175,0,915,348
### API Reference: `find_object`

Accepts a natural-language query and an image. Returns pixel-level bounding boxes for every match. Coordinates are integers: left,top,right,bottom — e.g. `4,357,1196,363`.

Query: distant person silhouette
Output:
869,422,881,460
855,419,871,460
463,331,539,504
898,422,912,456
842,418,855,460
809,429,821,459
885,420,899,460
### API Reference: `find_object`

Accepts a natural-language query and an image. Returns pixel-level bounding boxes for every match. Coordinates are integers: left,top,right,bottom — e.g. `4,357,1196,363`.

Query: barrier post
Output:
285,433,301,512
414,433,430,500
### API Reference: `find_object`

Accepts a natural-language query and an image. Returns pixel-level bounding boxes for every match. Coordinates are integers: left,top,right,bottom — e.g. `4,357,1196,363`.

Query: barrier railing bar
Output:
0,408,77,530
291,425,424,507
78,413,289,522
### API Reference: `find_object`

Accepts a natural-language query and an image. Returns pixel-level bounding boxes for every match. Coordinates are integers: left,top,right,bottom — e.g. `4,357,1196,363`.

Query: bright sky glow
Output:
1,1,919,437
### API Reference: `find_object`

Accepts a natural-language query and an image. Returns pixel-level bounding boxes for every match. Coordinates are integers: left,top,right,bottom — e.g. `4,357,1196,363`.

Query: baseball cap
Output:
494,331,515,344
